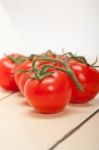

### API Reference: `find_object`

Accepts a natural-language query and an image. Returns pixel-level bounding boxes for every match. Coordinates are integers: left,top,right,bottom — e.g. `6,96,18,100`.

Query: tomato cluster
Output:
0,51,99,114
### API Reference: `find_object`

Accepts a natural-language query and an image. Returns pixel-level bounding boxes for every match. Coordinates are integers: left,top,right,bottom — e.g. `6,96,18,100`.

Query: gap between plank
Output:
48,109,99,150
0,93,15,101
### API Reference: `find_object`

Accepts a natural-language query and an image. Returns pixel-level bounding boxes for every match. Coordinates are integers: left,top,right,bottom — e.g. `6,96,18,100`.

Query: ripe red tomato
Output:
18,61,56,96
14,60,32,87
24,70,71,113
18,72,29,95
0,53,26,91
14,51,55,88
70,62,99,103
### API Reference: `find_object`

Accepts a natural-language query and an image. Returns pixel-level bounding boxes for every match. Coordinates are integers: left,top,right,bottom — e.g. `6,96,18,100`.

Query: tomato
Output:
18,62,56,96
0,53,26,91
14,60,32,87
18,72,29,95
15,51,55,89
24,70,71,114
18,55,56,95
70,62,99,103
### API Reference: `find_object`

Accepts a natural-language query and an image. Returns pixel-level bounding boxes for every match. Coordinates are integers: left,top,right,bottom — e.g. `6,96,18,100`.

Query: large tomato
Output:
24,70,71,113
70,62,99,103
0,53,26,91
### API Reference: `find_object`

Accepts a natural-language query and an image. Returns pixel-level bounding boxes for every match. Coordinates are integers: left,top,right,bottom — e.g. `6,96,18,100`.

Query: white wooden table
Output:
0,88,99,150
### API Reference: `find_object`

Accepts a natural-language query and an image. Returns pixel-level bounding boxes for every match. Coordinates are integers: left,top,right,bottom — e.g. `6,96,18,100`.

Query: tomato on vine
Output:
62,52,99,103
24,70,72,113
70,62,99,103
23,55,82,113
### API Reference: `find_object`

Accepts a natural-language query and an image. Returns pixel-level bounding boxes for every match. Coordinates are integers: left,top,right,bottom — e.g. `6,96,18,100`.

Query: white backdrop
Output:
0,0,99,61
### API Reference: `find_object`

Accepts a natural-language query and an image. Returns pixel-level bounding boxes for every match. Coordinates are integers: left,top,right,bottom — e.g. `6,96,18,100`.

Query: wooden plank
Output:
0,87,13,101
0,93,99,150
56,112,99,150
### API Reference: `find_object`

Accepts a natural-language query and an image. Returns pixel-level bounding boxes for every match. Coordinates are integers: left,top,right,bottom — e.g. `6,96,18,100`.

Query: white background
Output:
0,0,99,61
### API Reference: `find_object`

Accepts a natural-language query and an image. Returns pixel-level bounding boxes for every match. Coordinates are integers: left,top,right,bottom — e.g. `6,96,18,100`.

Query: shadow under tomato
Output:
24,107,81,119
15,92,30,106
70,102,94,108
16,92,24,97
20,100,30,106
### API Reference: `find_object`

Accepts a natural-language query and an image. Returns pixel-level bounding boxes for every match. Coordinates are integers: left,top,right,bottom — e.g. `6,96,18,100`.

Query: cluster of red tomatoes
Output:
0,51,99,114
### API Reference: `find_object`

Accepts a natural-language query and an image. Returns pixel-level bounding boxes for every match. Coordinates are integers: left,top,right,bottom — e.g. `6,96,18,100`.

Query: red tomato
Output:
18,62,56,95
24,70,71,113
14,53,54,88
0,54,26,91
18,72,29,95
14,60,32,87
17,57,56,95
70,62,99,103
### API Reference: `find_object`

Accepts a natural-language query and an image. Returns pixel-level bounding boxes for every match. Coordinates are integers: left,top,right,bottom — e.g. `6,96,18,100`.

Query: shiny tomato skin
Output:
18,72,29,95
0,54,22,91
70,62,99,103
24,70,71,114
17,61,55,95
0,60,18,91
14,60,32,86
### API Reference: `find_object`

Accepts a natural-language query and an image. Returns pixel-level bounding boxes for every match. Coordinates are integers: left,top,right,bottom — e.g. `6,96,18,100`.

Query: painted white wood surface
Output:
0,92,99,150
0,87,13,100
56,112,99,150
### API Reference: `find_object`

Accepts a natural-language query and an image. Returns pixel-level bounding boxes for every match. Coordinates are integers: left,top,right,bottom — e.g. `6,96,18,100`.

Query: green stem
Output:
91,59,97,66
32,56,67,67
33,63,40,80
4,54,17,63
28,54,38,60
32,56,83,91
4,54,27,64
41,65,83,91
